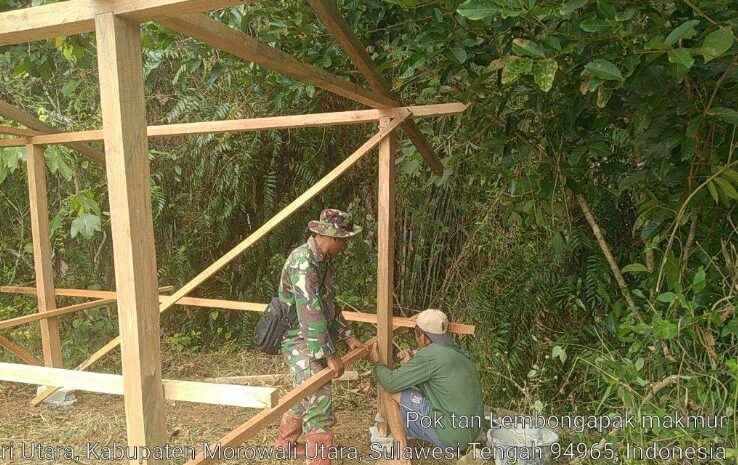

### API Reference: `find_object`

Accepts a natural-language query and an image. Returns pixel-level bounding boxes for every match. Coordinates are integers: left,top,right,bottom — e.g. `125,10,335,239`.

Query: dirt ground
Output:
0,347,485,465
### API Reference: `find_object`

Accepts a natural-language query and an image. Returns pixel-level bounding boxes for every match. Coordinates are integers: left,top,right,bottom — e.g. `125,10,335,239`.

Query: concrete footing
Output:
35,386,77,407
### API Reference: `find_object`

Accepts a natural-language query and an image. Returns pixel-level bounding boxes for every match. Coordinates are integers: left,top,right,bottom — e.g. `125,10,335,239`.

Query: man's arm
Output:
373,351,432,393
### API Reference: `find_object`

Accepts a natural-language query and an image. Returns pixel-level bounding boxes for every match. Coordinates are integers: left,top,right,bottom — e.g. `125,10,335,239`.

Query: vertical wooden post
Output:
26,143,62,368
95,12,166,462
376,117,396,434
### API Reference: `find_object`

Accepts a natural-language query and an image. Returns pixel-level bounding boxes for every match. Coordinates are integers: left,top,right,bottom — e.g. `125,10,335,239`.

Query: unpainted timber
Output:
0,362,278,408
0,104,465,148
1,286,476,335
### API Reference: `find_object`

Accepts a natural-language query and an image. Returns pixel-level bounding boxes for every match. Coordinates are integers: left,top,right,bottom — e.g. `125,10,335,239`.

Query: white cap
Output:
416,309,453,344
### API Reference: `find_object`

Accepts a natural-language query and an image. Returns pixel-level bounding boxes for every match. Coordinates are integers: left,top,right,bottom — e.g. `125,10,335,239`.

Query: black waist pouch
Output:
253,297,296,355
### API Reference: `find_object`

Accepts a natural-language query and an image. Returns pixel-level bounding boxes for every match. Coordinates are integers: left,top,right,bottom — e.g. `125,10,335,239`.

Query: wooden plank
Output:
0,0,255,46
308,0,445,174
185,322,410,465
0,99,105,162
0,362,277,408
160,14,395,108
159,110,412,314
0,126,40,136
376,118,396,365
0,103,465,148
163,379,277,409
0,298,116,331
95,12,166,458
0,286,173,299
26,144,63,368
1,286,477,335
376,118,396,436
0,335,43,366
205,371,359,384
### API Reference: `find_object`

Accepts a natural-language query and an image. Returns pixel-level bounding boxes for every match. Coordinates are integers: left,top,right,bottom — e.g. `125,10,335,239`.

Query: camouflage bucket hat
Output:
308,209,362,238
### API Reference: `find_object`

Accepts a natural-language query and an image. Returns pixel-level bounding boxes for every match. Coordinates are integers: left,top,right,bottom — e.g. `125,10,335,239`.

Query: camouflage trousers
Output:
282,337,336,434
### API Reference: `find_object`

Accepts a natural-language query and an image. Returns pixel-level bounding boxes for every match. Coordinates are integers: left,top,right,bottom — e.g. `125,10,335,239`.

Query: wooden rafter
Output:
1,286,477,335
0,335,43,366
0,0,257,46
159,14,396,108
0,99,105,163
0,103,465,148
30,113,411,406
0,362,278,409
0,298,116,331
160,11,445,174
0,126,40,136
308,0,445,174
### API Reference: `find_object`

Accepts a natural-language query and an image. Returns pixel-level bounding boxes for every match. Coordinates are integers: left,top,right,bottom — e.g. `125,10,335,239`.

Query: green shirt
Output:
373,342,485,448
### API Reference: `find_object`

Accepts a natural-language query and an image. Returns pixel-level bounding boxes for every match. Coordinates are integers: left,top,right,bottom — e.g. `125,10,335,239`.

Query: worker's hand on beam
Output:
344,336,365,351
326,354,345,378
367,342,380,364
397,349,415,365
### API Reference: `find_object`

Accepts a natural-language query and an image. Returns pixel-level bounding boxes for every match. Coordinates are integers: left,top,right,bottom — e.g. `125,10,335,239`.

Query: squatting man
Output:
368,308,485,461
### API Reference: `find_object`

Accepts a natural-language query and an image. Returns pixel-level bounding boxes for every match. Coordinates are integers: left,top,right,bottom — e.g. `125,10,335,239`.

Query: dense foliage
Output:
1,0,737,460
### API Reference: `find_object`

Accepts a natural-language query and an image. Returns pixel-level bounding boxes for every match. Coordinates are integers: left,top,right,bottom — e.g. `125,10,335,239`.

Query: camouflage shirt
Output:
278,236,353,360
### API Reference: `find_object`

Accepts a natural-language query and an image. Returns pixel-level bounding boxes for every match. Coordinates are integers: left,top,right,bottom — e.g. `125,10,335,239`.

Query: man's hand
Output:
397,349,415,365
367,342,380,364
345,336,365,351
326,354,345,378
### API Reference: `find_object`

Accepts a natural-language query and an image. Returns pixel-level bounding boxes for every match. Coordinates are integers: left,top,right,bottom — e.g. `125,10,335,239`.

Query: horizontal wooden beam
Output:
0,335,43,366
1,286,476,335
0,99,105,163
0,104,465,148
0,126,40,137
0,362,277,408
159,14,396,108
0,0,257,46
0,298,116,331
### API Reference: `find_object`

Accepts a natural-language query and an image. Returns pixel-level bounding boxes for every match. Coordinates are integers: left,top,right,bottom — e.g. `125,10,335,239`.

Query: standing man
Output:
275,208,366,465
369,309,485,457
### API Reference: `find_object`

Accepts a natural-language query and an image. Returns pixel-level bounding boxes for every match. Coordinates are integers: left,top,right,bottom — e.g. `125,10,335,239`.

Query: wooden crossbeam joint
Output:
307,0,445,175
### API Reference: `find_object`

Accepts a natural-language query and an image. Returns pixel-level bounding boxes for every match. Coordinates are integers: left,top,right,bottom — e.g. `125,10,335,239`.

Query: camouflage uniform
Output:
278,236,353,434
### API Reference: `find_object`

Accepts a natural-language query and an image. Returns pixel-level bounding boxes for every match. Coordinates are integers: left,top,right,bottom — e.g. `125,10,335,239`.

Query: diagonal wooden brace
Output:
185,320,413,465
30,112,411,406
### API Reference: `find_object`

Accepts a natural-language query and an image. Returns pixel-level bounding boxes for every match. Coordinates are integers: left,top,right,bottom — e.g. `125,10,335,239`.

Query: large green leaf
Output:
709,107,738,125
664,19,700,46
560,0,587,15
450,45,468,64
701,26,735,63
580,18,610,32
457,0,498,20
501,57,532,84
70,213,101,239
667,48,694,69
623,263,649,273
512,38,546,58
583,59,623,80
532,59,558,92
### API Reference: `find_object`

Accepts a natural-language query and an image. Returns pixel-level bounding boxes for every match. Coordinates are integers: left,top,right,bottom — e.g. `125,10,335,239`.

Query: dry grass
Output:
0,345,473,464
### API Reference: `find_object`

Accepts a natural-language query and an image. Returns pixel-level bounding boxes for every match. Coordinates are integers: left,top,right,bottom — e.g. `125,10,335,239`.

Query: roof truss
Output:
0,0,446,172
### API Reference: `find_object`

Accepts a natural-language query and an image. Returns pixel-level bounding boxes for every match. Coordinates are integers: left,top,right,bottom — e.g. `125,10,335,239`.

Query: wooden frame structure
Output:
0,2,472,464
